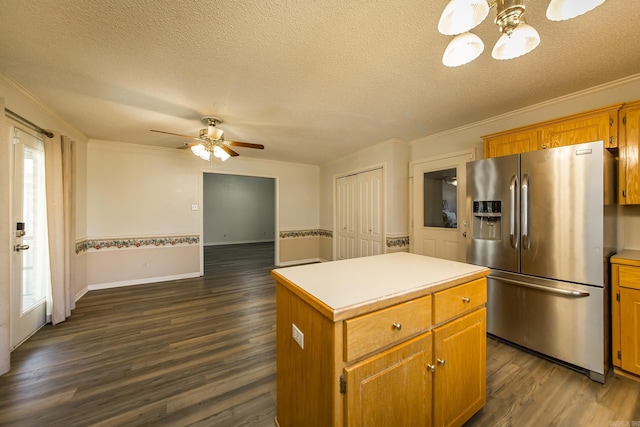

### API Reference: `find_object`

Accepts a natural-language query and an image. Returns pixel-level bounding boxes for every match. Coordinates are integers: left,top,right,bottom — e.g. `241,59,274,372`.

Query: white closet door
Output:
358,168,383,257
336,175,357,260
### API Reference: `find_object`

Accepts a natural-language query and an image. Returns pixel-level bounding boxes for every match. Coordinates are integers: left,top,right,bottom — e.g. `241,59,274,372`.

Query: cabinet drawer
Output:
432,279,486,325
344,296,431,362
619,265,640,290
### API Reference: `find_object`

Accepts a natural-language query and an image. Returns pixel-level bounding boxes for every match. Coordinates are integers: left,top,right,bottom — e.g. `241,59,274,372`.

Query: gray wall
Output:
203,173,275,245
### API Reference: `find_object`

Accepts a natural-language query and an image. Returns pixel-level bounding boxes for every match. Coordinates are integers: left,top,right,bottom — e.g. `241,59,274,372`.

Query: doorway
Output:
411,152,474,262
201,173,278,271
9,121,49,349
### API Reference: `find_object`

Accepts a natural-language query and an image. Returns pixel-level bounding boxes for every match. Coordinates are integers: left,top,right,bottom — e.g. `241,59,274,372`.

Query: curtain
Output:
44,133,76,325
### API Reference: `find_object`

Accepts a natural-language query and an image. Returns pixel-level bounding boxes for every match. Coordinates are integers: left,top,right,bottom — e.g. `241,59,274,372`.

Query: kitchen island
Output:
271,252,490,427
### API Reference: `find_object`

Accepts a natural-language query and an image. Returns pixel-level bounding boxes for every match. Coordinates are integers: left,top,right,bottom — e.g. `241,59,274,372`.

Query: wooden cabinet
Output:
433,308,486,427
483,128,539,158
619,101,640,205
539,108,618,150
482,104,622,159
345,333,432,426
611,252,640,381
274,264,488,427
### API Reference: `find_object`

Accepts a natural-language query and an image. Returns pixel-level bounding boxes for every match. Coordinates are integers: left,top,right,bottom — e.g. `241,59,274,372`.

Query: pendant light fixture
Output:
491,0,539,60
546,0,606,21
438,0,606,67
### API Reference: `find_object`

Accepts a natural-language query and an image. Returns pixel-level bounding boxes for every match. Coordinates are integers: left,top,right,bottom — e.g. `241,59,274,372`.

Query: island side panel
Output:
276,281,337,427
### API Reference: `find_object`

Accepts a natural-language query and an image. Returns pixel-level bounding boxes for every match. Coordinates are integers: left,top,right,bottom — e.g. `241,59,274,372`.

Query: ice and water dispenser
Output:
472,200,502,240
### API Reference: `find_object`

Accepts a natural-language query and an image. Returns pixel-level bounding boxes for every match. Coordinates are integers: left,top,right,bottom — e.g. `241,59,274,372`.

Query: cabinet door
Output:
344,333,432,427
484,129,538,158
620,288,640,376
433,308,486,427
620,105,640,204
540,113,614,150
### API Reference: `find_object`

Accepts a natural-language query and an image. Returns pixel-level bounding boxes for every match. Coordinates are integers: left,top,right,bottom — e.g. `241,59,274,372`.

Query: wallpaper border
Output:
76,235,200,254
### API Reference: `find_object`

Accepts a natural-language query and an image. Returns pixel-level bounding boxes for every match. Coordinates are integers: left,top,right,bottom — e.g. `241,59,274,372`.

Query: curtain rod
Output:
4,108,54,138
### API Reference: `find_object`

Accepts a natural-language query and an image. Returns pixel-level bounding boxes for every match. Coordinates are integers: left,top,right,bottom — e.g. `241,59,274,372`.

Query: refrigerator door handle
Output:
521,173,530,250
494,276,591,297
509,175,519,249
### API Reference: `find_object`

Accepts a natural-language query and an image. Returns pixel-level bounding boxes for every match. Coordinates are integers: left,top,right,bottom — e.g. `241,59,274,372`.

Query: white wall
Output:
86,139,319,285
203,173,275,245
410,74,640,251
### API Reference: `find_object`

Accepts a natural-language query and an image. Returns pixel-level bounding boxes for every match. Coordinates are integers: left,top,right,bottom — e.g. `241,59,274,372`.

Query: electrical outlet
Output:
292,323,304,349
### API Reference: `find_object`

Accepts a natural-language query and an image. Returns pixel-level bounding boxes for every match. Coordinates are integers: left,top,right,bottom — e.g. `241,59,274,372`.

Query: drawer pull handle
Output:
427,364,435,372
462,297,471,303
392,323,402,331
437,358,446,366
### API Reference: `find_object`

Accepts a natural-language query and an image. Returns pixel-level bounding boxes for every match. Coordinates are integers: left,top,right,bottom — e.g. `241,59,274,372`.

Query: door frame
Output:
8,120,49,349
332,164,386,261
199,170,280,271
410,150,475,260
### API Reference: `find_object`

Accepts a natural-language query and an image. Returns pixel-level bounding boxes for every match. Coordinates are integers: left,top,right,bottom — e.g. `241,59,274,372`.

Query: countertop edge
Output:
612,250,640,265
272,266,490,322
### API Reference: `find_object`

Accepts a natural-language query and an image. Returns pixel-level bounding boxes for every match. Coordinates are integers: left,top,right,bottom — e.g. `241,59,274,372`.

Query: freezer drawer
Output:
487,271,606,382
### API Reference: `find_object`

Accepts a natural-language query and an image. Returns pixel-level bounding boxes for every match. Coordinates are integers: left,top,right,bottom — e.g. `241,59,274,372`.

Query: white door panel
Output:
411,153,474,263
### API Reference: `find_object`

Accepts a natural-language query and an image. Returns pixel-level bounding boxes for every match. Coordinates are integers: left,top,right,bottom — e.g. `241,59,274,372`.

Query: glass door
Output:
10,123,49,349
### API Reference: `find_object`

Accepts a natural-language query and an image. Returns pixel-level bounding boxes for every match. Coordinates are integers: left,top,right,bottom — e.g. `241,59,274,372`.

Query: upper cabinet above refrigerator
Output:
619,100,640,205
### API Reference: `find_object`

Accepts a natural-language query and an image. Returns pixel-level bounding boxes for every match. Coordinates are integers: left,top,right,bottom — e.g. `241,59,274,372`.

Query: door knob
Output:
462,232,467,237
14,244,30,252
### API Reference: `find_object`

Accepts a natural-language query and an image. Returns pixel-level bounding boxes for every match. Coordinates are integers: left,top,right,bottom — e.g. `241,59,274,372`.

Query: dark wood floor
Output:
1,243,639,426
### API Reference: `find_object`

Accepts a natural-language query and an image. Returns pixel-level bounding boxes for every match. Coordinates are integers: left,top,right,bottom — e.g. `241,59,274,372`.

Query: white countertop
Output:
273,252,488,312
612,250,640,263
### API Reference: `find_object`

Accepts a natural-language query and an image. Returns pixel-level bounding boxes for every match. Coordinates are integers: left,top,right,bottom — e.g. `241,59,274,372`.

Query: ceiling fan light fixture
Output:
191,144,211,161
438,0,490,35
491,22,540,60
208,125,223,140
213,145,231,161
546,0,606,21
442,32,485,67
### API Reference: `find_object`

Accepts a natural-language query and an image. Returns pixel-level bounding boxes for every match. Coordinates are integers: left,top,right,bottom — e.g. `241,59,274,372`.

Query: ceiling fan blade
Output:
220,145,240,157
176,142,200,149
150,129,198,140
227,140,264,150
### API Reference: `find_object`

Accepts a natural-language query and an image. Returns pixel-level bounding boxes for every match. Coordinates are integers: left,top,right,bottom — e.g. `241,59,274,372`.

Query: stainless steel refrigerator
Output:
466,140,616,382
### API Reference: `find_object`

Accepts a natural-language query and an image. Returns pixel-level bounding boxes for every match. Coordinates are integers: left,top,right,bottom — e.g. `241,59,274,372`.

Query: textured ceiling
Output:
0,0,639,165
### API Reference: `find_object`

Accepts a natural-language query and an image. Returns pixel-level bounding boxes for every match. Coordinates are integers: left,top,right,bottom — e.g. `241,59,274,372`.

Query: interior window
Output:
423,168,457,229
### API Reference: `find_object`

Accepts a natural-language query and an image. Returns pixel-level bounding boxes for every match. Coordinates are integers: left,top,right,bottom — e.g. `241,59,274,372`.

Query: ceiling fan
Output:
150,116,264,161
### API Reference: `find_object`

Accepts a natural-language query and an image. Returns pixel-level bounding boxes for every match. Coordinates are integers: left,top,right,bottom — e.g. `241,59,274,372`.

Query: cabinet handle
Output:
427,364,436,372
437,358,446,366
541,144,547,149
462,297,470,303
392,322,402,331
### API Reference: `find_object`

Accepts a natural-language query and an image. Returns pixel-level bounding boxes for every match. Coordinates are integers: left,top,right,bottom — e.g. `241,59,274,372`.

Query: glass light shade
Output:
213,145,231,161
546,0,606,21
438,0,490,35
191,144,210,161
491,23,540,60
442,33,484,67
207,125,223,140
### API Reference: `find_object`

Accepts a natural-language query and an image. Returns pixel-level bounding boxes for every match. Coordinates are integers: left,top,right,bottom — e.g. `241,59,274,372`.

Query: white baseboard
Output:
87,272,201,291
